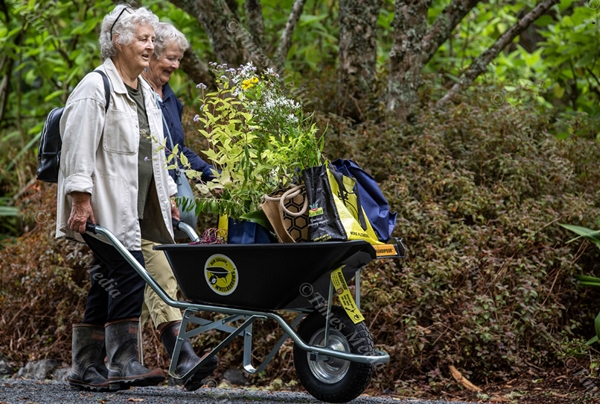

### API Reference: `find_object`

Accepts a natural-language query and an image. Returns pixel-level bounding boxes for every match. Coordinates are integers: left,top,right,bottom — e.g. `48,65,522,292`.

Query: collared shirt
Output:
159,83,215,182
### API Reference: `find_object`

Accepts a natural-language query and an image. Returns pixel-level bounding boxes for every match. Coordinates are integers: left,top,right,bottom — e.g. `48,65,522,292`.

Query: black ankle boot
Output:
160,321,218,391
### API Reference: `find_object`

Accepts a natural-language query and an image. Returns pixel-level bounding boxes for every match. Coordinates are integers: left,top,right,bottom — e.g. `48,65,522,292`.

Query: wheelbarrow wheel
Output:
293,306,374,403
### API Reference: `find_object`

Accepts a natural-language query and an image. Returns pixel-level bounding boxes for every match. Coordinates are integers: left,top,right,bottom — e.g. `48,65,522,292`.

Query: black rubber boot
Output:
105,318,165,391
160,321,218,391
67,324,110,392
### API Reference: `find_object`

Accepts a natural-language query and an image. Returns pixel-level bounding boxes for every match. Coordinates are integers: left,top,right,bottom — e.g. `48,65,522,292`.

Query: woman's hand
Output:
68,192,95,233
170,197,181,221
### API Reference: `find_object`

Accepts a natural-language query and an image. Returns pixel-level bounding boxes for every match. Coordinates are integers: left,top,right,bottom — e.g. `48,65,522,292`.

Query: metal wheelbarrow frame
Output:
85,222,404,403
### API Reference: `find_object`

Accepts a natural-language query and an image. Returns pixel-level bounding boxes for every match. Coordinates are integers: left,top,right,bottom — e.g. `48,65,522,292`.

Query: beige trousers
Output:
140,239,182,328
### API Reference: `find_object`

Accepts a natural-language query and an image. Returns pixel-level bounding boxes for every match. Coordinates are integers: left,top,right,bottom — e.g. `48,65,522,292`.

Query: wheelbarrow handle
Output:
86,222,97,234
87,220,199,242
172,219,201,243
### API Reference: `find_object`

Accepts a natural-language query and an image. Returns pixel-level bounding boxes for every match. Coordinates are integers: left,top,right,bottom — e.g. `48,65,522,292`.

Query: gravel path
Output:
0,379,476,404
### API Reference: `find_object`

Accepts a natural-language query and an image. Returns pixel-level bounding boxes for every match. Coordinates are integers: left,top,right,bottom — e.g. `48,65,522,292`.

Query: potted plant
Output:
184,63,324,237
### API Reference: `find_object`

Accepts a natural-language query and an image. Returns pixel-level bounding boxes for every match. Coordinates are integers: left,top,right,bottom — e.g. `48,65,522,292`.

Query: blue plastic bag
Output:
227,218,274,244
331,159,397,242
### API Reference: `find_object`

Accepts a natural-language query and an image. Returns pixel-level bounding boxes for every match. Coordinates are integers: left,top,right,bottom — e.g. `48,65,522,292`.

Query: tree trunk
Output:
386,0,430,122
274,0,306,69
0,4,15,123
336,0,383,121
169,0,244,66
224,0,239,21
437,0,560,106
179,48,214,89
239,0,275,71
0,56,14,125
422,0,480,65
245,0,265,49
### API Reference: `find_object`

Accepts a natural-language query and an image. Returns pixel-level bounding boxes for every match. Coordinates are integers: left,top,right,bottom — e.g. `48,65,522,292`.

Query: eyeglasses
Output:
109,7,132,41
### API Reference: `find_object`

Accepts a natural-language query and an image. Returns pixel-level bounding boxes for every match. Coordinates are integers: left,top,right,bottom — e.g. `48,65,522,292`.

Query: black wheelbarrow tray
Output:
86,222,404,403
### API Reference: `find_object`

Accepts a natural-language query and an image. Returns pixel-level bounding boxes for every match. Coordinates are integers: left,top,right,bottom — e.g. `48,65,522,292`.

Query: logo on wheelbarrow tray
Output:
204,254,238,296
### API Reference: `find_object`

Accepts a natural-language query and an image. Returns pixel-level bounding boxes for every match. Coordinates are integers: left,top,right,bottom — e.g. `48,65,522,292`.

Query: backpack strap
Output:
92,70,111,112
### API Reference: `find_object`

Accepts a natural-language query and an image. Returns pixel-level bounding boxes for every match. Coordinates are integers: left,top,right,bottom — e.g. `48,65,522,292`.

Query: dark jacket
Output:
159,82,215,182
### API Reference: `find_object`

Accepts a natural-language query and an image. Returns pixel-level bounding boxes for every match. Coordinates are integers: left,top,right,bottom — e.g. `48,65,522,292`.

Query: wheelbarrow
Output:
85,221,404,403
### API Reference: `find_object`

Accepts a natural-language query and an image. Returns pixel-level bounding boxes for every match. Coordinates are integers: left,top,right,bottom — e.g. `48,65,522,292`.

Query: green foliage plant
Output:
191,62,323,220
561,223,600,251
0,0,114,193
0,197,19,240
561,221,600,344
0,197,18,217
536,2,600,115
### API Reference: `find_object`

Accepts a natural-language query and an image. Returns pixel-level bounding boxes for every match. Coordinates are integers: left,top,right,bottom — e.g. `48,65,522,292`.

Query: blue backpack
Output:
36,70,110,183
331,159,397,242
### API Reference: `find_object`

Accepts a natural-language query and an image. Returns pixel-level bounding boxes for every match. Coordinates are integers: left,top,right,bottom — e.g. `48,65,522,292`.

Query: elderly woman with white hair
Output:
140,22,217,392
57,5,180,391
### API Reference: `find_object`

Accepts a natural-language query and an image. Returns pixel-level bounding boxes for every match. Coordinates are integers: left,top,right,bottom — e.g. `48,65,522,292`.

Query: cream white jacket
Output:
56,58,177,250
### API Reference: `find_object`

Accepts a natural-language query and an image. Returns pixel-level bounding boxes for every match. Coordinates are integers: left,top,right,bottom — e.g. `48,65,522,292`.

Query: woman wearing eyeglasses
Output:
139,22,218,392
57,5,178,392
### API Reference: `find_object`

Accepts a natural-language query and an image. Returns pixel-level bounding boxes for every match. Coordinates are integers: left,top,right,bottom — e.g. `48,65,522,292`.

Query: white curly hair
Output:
153,22,190,59
99,4,159,60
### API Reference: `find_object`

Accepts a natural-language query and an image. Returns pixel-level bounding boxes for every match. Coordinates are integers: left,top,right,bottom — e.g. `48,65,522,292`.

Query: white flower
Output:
196,83,207,90
265,99,275,110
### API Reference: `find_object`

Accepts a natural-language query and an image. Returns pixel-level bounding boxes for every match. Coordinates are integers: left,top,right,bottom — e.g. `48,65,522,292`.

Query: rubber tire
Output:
293,306,375,403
